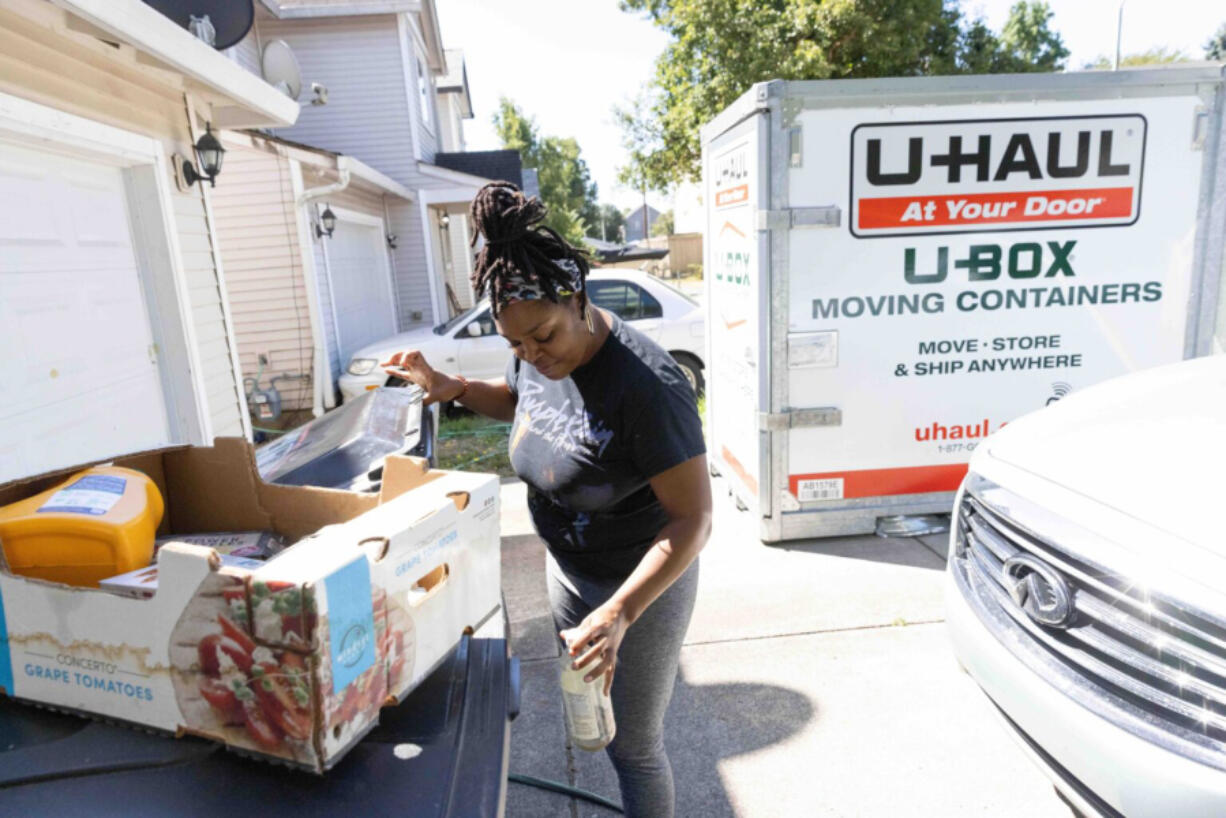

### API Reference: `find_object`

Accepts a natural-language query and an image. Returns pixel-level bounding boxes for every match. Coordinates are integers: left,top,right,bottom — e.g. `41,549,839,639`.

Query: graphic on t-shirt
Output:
514,381,615,456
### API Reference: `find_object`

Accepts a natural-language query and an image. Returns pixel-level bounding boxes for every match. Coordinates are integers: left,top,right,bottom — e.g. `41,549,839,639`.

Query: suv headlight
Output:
347,358,378,376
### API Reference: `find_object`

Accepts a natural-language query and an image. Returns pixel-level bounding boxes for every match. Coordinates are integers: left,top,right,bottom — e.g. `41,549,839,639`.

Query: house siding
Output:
261,15,416,183
228,30,262,77
446,208,474,309
312,231,340,381
321,183,395,367
388,199,433,327
0,1,248,441
210,139,314,412
408,49,438,163
437,93,465,153
242,12,479,334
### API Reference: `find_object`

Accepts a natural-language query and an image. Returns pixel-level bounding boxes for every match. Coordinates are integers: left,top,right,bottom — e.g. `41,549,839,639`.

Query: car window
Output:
649,277,699,307
458,309,496,338
434,304,482,336
588,280,663,321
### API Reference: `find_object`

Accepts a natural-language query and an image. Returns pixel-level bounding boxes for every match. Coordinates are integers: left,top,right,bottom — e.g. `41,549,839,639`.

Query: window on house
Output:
587,280,663,321
417,58,431,129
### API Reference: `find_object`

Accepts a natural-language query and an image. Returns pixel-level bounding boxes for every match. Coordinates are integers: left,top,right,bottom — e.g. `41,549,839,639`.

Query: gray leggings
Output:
546,551,699,818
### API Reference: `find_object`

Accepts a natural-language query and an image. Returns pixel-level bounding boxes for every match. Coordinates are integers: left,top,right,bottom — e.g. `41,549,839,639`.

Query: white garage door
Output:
0,143,172,482
326,215,397,364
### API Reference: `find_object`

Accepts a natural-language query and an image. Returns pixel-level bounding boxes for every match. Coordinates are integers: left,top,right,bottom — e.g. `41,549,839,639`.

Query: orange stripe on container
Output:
721,446,758,498
857,187,1133,229
790,464,968,499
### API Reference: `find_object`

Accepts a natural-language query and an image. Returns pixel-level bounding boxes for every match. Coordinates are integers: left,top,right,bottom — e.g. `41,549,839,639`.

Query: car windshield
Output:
434,304,483,335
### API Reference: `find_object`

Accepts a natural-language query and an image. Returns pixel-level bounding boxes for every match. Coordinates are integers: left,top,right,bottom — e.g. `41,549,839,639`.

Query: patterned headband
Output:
496,257,584,312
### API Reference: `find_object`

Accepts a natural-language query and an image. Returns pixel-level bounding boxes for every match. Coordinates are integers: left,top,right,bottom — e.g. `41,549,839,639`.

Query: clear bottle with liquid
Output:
558,651,616,751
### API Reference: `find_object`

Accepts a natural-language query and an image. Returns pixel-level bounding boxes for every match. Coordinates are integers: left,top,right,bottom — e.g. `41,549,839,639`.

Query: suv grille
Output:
953,483,1226,769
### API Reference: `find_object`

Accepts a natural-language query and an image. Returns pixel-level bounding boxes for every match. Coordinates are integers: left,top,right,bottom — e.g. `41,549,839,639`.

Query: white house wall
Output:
320,182,400,361
405,31,439,162
0,2,249,439
210,139,314,412
261,15,417,181
446,207,474,309
386,198,432,326
311,229,340,381
255,14,440,329
236,13,485,333
228,29,262,76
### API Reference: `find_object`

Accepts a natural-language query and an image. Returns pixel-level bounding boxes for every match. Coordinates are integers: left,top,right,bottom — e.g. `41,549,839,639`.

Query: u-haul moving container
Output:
703,67,1226,543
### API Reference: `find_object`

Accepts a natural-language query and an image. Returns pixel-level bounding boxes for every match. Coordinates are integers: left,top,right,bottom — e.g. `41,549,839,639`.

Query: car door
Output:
587,279,664,341
453,308,511,381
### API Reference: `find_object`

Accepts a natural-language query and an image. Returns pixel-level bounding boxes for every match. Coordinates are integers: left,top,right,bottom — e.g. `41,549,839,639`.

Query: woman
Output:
384,181,710,818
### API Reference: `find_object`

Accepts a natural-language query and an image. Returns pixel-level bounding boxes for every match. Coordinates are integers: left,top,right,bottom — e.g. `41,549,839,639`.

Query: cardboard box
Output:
0,438,500,772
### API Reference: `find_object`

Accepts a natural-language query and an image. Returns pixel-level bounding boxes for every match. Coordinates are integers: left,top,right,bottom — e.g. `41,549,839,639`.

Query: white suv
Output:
946,354,1226,818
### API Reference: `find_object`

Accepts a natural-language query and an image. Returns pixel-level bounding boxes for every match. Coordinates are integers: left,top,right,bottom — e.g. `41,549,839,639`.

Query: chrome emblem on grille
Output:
1002,554,1075,629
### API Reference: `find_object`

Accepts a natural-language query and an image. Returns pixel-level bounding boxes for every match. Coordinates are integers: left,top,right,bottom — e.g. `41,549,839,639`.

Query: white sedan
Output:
338,271,706,401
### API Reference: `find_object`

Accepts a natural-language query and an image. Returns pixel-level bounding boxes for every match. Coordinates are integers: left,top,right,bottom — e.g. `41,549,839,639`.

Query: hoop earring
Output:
585,306,595,334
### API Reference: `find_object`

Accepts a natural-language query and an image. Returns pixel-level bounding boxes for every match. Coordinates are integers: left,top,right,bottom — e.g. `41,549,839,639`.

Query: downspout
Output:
295,164,351,416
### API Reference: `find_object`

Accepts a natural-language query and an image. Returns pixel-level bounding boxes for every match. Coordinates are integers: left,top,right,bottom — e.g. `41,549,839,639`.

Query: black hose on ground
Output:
507,773,624,813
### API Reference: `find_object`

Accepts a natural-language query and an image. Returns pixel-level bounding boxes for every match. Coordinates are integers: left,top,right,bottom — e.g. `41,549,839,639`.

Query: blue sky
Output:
437,0,1225,214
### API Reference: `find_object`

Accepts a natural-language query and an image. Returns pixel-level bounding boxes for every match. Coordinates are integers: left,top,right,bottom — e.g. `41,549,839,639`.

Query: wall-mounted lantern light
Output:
182,124,225,188
439,213,450,228
386,233,398,249
315,204,337,239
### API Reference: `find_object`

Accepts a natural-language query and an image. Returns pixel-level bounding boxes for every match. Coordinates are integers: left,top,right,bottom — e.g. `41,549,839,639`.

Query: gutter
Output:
296,167,352,416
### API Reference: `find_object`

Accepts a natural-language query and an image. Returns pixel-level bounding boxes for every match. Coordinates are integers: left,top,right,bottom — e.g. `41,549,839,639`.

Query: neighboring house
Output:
0,0,297,482
217,1,502,406
624,203,662,243
209,131,414,417
433,148,521,311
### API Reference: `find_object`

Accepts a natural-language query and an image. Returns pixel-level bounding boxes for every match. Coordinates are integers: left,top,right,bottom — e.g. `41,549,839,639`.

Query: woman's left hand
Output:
560,603,629,695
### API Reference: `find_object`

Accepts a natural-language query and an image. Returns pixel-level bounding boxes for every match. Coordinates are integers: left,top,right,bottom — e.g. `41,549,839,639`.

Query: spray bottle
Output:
558,645,616,752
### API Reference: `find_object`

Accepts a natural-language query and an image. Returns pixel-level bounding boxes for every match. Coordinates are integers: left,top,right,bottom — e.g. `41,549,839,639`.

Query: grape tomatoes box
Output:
0,438,501,772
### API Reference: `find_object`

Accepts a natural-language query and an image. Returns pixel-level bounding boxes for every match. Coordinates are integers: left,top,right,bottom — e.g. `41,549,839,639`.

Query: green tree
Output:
493,98,597,246
618,0,1068,189
1086,46,1189,69
586,204,627,242
995,1,1068,72
651,209,675,237
1206,22,1226,61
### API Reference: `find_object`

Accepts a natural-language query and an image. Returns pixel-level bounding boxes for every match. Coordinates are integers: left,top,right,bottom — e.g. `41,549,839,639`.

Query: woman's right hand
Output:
381,350,462,406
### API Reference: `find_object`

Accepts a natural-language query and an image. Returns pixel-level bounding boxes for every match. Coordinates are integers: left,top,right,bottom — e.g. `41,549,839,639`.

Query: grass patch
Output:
437,410,515,478
439,392,706,478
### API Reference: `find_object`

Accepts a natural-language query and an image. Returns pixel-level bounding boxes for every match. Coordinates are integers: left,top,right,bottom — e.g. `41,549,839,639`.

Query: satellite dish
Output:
262,41,302,101
143,0,254,51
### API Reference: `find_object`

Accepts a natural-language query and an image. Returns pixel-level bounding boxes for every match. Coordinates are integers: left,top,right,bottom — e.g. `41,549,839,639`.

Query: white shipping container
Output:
702,68,1226,543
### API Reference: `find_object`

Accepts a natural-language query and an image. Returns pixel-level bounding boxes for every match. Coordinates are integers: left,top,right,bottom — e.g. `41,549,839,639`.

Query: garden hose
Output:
507,773,623,813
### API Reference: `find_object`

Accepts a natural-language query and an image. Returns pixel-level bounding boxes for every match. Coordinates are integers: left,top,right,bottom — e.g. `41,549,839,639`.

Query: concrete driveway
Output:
500,477,1075,817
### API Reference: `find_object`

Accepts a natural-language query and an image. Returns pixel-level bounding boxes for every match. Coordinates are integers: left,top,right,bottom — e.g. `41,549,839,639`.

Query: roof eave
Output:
258,1,420,20
54,0,299,128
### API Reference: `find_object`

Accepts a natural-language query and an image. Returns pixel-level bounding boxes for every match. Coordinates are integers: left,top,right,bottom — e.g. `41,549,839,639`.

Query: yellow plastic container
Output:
0,466,164,587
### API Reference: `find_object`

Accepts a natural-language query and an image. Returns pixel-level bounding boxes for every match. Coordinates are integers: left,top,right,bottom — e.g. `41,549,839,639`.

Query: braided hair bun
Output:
469,181,589,316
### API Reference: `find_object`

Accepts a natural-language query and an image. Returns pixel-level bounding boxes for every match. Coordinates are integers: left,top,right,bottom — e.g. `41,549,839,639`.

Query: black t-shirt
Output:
505,315,706,580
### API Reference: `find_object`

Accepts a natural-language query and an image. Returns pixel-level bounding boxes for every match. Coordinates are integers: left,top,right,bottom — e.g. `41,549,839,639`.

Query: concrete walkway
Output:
500,478,1074,818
